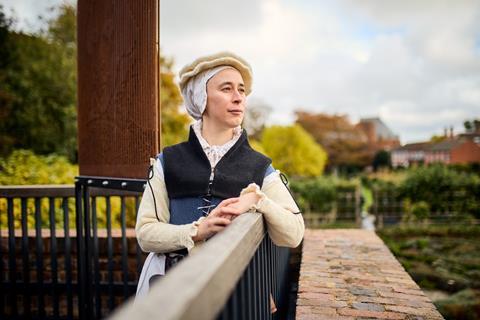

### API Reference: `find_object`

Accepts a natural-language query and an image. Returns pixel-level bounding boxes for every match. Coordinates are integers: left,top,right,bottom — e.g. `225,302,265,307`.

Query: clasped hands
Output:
191,191,260,242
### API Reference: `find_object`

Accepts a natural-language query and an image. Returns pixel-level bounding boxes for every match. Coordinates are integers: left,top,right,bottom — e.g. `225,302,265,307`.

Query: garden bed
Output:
377,224,480,320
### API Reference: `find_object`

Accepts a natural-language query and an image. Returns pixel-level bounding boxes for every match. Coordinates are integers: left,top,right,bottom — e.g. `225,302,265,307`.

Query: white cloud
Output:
1,0,71,32
4,0,478,144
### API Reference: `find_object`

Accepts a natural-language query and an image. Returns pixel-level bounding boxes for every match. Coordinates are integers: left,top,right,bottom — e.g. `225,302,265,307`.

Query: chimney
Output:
444,127,448,138
449,126,454,139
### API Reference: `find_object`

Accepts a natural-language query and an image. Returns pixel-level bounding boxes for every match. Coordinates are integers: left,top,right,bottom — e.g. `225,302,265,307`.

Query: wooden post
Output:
77,0,160,179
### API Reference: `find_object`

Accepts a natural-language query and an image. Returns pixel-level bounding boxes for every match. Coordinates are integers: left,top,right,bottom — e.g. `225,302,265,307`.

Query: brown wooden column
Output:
77,0,159,179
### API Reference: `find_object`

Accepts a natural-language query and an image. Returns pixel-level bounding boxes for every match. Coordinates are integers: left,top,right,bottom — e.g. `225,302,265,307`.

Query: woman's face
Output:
204,67,246,129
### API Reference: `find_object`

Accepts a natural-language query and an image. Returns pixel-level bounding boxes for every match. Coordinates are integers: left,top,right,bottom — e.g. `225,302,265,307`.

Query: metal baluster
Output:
49,197,59,317
7,198,18,317
34,198,45,318
0,200,4,317
121,197,129,299
240,269,248,320
63,197,73,319
83,186,93,319
253,250,260,320
92,197,102,318
106,196,114,310
21,198,31,318
246,259,253,319
75,181,86,320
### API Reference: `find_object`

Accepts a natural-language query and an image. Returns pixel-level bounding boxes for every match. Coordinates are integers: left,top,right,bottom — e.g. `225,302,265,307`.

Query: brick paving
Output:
296,229,444,320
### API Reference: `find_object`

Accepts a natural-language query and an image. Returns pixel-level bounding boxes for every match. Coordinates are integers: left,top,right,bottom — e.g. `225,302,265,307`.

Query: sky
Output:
2,0,480,144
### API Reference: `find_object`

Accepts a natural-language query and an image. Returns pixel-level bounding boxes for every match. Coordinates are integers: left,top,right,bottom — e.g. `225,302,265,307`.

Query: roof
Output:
428,139,464,151
359,117,398,140
393,142,431,152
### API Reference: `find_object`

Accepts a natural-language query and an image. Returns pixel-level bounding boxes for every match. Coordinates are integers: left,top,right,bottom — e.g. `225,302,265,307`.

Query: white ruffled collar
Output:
192,120,242,169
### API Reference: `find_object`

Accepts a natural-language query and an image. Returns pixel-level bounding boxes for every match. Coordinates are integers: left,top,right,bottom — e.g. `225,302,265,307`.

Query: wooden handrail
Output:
110,212,265,320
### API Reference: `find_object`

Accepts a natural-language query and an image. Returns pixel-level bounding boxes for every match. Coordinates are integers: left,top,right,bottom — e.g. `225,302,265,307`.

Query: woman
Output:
135,52,305,300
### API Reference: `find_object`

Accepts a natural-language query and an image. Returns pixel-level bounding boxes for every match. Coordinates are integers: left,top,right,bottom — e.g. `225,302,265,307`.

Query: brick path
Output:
296,229,444,320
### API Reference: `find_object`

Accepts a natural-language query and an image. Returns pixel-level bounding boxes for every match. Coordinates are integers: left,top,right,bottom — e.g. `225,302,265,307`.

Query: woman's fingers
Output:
207,217,231,227
217,206,242,216
210,199,241,217
217,197,240,208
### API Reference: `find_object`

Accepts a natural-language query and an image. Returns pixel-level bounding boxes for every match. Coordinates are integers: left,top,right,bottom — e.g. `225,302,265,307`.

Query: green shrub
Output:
0,149,78,185
398,165,480,218
0,150,138,229
290,177,336,213
290,176,358,214
412,201,430,221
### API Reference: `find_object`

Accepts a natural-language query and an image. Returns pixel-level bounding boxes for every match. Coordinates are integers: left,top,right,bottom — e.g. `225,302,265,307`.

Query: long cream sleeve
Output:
241,172,305,248
135,161,199,253
136,160,305,253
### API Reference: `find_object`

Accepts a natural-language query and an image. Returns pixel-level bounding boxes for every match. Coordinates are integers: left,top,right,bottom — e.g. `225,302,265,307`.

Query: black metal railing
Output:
1,181,298,320
111,212,295,320
0,183,145,319
217,236,291,320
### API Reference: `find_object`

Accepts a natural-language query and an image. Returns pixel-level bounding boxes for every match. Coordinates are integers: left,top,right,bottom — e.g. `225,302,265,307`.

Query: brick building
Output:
391,142,431,167
391,130,480,167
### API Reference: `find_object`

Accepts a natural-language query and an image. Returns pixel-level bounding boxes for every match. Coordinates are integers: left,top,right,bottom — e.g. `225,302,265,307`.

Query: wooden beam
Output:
77,0,160,179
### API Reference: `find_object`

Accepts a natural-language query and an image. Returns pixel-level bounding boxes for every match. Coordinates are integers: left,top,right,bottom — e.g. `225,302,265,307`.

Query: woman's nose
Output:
232,89,244,102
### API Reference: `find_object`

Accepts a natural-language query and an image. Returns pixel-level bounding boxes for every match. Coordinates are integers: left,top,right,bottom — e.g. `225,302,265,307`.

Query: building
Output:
391,130,480,167
425,139,480,165
391,142,431,167
356,117,401,152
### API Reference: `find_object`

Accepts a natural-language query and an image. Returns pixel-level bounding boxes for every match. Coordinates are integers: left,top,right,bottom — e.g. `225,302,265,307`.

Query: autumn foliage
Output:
261,125,327,177
295,111,372,170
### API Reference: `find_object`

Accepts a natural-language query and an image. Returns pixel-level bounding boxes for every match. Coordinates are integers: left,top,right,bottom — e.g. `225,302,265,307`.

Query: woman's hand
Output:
228,191,261,213
192,198,243,242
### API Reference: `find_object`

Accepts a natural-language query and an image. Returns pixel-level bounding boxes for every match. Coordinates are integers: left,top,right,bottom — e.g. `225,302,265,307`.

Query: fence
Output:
111,212,293,320
1,181,297,319
298,184,478,229
300,187,361,228
0,184,144,319
371,185,479,227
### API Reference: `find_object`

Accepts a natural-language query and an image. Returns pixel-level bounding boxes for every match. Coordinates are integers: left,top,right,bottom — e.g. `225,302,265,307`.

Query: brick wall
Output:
451,140,480,164
296,229,444,320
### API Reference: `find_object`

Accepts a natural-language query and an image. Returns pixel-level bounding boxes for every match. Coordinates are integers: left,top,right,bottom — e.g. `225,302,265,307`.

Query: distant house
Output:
356,117,400,151
391,132,480,167
391,142,431,167
425,139,480,165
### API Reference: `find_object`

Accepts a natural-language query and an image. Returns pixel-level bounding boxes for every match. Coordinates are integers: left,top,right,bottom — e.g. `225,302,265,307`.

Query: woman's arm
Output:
135,159,199,253
237,172,305,248
136,159,243,252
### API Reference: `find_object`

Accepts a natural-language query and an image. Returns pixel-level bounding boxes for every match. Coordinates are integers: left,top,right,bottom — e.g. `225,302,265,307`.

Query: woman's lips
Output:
228,110,243,116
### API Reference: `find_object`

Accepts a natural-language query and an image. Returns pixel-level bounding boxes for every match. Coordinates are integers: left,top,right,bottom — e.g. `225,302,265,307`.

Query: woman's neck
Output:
201,118,234,146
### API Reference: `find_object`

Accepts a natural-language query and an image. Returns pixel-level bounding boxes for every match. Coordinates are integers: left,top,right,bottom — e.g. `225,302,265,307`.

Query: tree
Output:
0,4,191,159
242,98,272,139
295,111,371,172
464,119,480,133
372,150,391,171
260,125,327,177
0,4,77,161
160,54,191,147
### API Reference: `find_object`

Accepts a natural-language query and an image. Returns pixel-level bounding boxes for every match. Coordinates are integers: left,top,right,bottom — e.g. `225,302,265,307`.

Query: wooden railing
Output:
110,212,292,320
